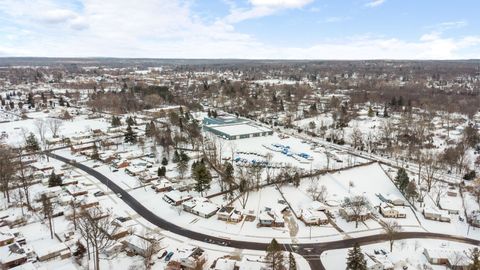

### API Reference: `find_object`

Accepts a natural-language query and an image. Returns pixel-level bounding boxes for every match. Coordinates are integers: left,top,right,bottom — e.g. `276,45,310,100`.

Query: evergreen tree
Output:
266,238,284,270
172,150,180,163
25,132,40,152
292,172,300,187
288,252,297,270
145,120,156,137
395,168,409,193
161,157,168,166
405,180,418,202
124,124,137,144
48,171,62,187
157,166,166,177
91,143,100,160
346,243,367,270
193,162,212,196
111,116,121,127
126,116,136,126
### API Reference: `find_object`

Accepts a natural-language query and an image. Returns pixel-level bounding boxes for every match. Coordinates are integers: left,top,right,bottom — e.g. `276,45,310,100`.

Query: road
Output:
47,152,480,270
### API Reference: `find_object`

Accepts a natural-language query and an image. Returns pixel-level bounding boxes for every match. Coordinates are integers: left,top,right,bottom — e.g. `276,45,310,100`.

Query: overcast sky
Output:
0,0,479,59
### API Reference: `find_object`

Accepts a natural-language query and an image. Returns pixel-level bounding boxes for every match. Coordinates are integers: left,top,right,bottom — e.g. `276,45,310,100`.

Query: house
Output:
163,190,192,206
121,234,159,257
65,185,88,197
0,232,14,247
174,246,207,270
35,242,71,261
153,179,173,193
300,208,329,225
423,207,450,222
182,197,219,218
339,207,371,222
0,243,27,269
258,207,286,227
70,143,95,153
379,202,406,218
79,196,100,209
423,248,471,269
217,207,243,223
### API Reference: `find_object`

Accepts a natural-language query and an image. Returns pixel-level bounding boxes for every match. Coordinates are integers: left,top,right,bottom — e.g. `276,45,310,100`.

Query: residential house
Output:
163,190,192,206
0,243,27,269
423,207,451,222
379,202,407,218
174,246,206,270
35,242,71,261
152,179,173,193
339,207,371,222
300,208,329,225
182,197,219,218
217,207,243,223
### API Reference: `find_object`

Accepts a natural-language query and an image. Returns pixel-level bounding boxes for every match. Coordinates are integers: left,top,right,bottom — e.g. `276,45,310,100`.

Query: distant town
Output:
0,59,479,270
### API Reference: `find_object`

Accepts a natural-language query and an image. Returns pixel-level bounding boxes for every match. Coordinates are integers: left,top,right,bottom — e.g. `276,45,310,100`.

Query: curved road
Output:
47,152,480,269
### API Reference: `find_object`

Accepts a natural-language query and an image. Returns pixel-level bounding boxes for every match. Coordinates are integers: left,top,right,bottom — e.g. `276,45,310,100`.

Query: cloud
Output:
224,0,314,23
365,0,385,8
427,20,468,32
0,0,479,59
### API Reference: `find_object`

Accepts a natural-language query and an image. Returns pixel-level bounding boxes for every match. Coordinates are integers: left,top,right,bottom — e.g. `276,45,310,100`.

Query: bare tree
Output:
139,232,160,269
34,119,47,147
77,207,117,270
307,183,328,202
384,221,402,252
343,195,369,228
0,145,16,203
47,118,64,138
423,152,439,192
350,126,363,150
16,151,34,209
41,194,55,239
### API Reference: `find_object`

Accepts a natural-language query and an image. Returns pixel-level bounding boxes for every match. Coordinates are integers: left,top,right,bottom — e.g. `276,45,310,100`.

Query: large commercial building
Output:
203,115,273,140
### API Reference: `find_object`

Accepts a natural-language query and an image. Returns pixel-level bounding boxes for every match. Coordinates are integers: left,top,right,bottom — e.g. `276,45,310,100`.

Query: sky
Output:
0,0,479,59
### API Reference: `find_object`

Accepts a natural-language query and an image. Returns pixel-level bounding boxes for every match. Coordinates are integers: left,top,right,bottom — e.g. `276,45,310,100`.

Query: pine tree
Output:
111,116,121,127
91,143,100,160
288,252,297,270
405,180,418,203
25,132,40,152
193,162,212,196
395,168,409,193
157,166,166,177
172,150,180,163
266,238,284,270
161,157,168,166
48,171,62,187
124,124,137,144
126,116,136,126
346,243,367,270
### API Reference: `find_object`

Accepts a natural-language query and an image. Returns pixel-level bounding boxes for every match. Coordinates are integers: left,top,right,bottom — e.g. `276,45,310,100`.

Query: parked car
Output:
116,193,122,198
165,251,174,262
94,191,105,197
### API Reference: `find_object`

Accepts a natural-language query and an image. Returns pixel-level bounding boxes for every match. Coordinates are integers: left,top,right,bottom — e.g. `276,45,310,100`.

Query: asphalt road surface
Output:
47,152,480,270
